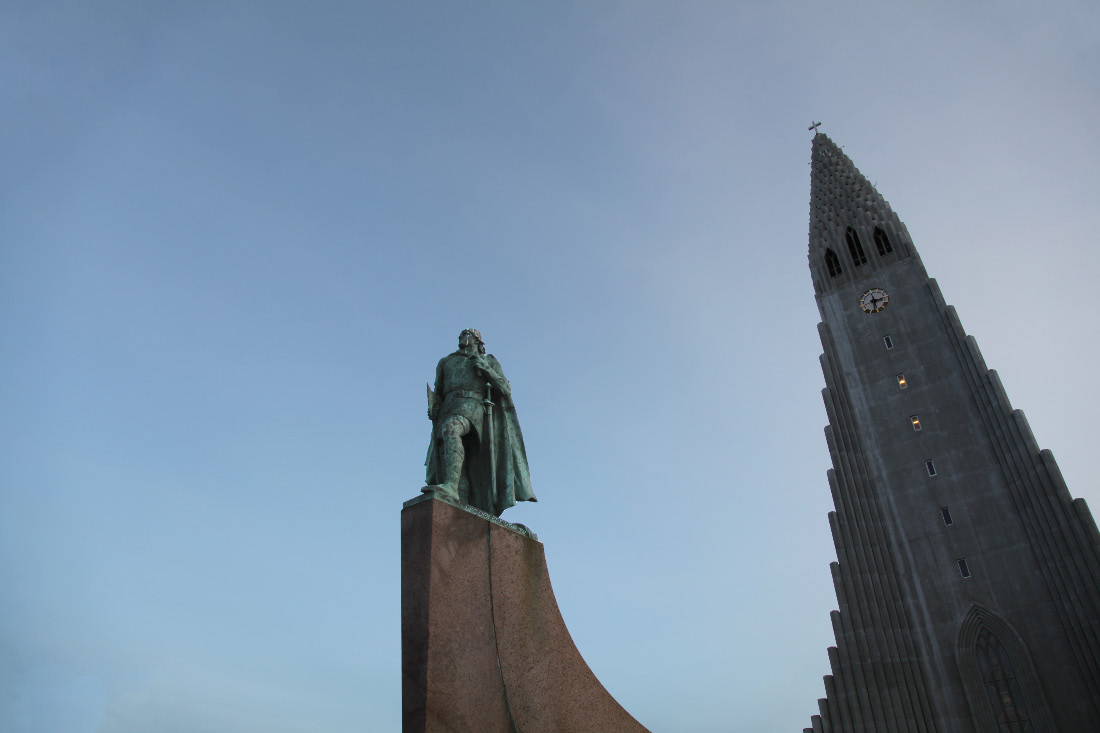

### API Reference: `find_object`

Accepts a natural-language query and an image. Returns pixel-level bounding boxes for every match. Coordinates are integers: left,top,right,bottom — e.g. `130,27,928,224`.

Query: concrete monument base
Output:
401,496,649,733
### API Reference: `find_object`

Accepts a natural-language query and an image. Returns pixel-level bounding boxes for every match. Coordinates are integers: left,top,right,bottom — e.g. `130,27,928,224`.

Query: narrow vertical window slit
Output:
874,227,893,256
846,227,868,266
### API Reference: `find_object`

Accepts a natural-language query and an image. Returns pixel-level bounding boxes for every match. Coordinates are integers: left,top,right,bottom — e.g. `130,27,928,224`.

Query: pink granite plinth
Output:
401,497,649,733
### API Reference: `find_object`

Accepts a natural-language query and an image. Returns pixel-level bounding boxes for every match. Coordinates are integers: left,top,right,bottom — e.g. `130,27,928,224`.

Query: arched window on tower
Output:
825,249,842,278
975,627,1031,731
874,227,893,256
846,227,867,267
957,605,1055,732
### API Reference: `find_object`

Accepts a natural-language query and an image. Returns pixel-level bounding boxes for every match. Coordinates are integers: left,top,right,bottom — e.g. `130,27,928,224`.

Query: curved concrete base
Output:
401,496,649,733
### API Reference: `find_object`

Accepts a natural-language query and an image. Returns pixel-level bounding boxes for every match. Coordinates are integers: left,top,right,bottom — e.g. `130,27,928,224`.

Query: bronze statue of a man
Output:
423,329,536,517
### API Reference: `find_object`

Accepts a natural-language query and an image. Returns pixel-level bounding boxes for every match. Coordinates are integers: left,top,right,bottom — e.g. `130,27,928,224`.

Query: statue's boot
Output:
423,431,464,502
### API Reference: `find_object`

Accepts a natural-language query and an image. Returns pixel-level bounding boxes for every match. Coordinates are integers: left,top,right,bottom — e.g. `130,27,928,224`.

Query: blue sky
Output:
2,2,1098,731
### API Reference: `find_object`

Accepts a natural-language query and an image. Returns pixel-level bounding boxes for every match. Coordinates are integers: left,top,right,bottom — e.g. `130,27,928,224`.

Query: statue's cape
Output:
478,395,536,516
425,357,536,517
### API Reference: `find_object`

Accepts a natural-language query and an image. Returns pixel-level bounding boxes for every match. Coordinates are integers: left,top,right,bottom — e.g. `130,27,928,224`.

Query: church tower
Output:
804,133,1100,732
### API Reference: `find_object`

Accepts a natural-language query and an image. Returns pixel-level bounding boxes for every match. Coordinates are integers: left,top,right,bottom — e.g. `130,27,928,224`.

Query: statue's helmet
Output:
460,328,485,354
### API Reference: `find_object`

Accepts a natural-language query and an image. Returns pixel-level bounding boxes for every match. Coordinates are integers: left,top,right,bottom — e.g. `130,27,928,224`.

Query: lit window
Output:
897,374,907,389
941,506,953,525
911,415,921,431
926,460,937,476
957,558,971,578
884,335,894,349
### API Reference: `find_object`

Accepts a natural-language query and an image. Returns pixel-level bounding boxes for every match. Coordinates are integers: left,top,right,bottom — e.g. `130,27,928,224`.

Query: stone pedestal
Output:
401,496,649,733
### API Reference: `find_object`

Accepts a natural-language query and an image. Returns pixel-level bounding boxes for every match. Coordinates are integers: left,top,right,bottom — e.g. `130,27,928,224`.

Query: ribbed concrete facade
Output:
804,133,1100,732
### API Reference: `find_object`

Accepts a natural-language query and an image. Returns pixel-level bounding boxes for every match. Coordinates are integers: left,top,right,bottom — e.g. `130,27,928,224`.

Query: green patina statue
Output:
423,329,537,517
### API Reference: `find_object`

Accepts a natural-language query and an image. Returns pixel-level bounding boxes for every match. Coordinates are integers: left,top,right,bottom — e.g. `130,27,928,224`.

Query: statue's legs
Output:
425,416,471,502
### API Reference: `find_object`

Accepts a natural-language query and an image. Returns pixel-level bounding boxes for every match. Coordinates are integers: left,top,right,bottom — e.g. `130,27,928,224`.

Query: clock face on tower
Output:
859,288,890,313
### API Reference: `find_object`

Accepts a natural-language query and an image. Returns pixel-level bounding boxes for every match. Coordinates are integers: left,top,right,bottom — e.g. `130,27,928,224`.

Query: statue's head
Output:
459,328,485,354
